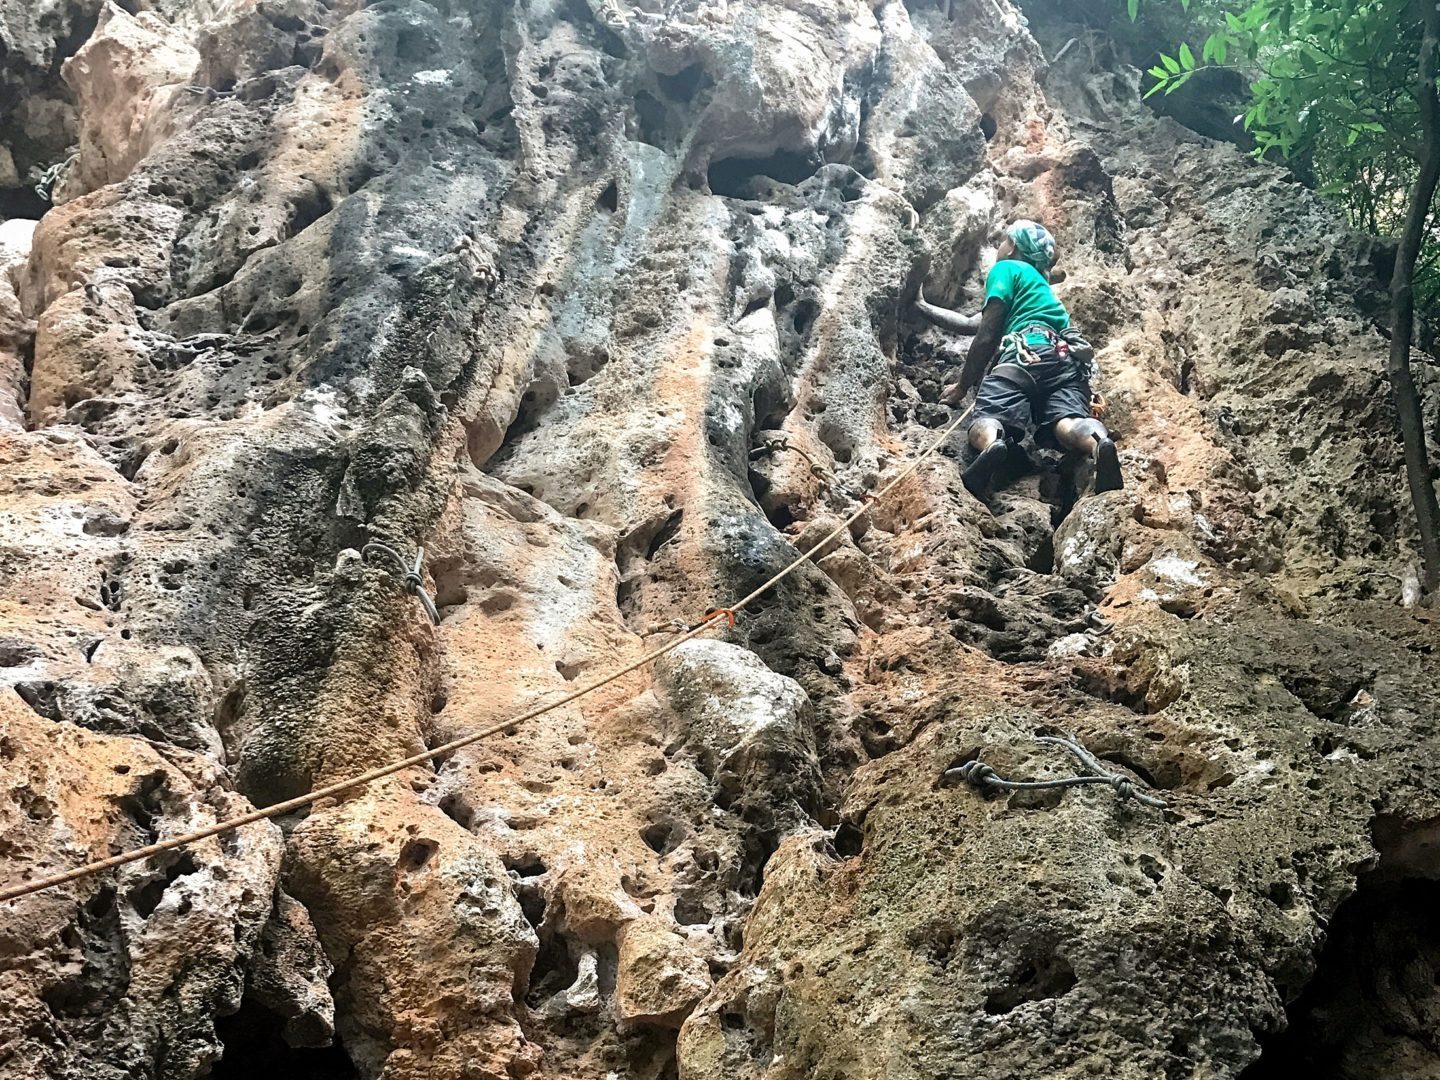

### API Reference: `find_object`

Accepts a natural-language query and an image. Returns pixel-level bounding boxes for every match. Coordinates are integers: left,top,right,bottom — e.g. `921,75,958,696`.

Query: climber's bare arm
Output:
913,288,983,335
959,298,1008,393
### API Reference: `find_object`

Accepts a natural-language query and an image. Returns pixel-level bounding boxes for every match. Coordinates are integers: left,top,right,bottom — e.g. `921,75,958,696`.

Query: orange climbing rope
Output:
0,403,975,905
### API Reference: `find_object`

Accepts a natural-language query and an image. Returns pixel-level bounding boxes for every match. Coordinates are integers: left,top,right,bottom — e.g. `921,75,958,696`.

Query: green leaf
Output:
1143,80,1167,99
1180,43,1196,69
1161,52,1181,74
1127,0,1139,21
1165,70,1196,94
1225,11,1243,31
1149,65,1169,79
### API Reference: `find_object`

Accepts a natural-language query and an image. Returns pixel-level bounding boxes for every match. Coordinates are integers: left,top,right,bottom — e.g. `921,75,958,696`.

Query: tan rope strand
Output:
0,404,973,904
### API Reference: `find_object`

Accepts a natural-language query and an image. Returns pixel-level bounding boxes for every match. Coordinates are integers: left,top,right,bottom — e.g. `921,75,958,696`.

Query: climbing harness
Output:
944,734,1168,810
362,542,440,625
0,403,977,905
992,324,1097,387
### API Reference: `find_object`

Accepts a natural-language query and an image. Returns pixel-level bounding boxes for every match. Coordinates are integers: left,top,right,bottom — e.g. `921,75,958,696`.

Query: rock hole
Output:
634,90,668,145
792,298,819,336
857,715,899,758
438,793,475,830
597,180,618,212
118,774,167,845
130,853,199,918
504,852,547,878
982,951,1077,1015
399,837,438,871
555,660,582,681
674,894,712,926
658,61,711,102
214,997,356,1078
1241,876,1440,1077
641,820,684,856
832,821,864,858
525,937,579,1007
707,150,817,198
285,185,334,240
41,885,128,1021
741,292,769,318
1097,750,1176,790
0,641,39,667
14,681,62,721
979,113,998,141
213,683,247,764
479,591,518,615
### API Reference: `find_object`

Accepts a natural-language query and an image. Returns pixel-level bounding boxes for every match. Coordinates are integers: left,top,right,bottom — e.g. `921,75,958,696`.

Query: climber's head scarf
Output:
1006,219,1057,273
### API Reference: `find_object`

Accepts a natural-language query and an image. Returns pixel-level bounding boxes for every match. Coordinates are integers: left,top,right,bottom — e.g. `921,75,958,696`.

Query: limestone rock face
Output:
0,0,1437,1078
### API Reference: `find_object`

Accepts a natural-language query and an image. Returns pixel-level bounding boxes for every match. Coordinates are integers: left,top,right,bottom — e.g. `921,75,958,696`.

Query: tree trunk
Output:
1389,0,1440,597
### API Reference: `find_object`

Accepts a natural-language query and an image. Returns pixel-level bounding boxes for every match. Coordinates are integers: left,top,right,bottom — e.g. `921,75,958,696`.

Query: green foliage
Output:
1128,0,1434,303
1132,0,1423,162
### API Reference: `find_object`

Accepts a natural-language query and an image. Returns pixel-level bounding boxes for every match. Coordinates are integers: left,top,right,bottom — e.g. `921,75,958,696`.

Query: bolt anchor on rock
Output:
943,733,1168,810
362,541,441,625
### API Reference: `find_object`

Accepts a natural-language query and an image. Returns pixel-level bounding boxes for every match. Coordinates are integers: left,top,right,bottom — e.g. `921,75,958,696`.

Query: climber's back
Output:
985,256,1069,348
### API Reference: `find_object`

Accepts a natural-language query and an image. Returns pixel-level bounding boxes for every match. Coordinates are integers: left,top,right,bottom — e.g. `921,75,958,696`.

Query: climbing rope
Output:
0,404,975,904
362,542,441,625
944,734,1168,810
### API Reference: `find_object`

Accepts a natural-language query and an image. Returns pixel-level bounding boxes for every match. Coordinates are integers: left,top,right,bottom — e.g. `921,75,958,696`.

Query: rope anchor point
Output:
944,733,1168,811
362,541,441,625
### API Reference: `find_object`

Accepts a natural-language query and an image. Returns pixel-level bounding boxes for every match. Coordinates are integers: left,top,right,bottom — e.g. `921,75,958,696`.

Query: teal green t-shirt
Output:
985,259,1068,347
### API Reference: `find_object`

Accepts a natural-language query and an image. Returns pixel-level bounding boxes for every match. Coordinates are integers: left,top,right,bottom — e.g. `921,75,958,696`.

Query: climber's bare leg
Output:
968,417,1004,452
1053,416,1106,454
963,418,1008,500
1054,416,1123,493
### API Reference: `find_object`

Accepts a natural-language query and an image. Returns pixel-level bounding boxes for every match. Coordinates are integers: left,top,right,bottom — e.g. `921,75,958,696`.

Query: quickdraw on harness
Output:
989,323,1097,392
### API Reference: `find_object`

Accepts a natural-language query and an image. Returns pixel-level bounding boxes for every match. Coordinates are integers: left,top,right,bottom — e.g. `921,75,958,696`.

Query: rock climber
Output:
913,220,1122,501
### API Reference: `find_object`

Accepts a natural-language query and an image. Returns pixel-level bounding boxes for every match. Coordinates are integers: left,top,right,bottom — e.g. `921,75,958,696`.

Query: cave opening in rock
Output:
1241,875,1440,1079
211,999,356,1079
0,185,49,220
707,150,818,198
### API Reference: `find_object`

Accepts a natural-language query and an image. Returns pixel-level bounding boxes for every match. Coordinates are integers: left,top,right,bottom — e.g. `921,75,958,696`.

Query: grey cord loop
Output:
748,435,830,483
362,542,440,625
944,733,1168,810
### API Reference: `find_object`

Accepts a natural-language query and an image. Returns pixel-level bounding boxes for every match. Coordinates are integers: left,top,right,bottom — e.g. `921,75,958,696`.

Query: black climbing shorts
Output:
971,357,1092,447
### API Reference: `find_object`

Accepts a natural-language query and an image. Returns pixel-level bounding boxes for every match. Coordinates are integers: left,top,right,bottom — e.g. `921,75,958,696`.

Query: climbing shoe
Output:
1094,437,1123,494
963,441,1008,500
